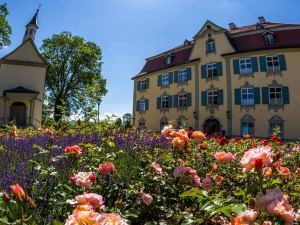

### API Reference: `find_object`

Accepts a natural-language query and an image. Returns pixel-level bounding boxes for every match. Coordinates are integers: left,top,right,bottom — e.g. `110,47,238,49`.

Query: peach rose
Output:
150,162,162,174
231,209,258,225
98,213,127,225
65,210,102,225
278,167,291,178
240,146,273,172
262,167,273,177
214,151,236,163
75,193,105,210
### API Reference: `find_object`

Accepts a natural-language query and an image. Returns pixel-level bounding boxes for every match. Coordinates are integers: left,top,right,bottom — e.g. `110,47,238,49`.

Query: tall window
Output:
138,119,146,129
139,100,146,112
239,58,252,74
207,63,218,78
177,116,187,129
178,69,188,82
269,87,283,105
206,40,216,53
178,94,187,107
140,80,147,90
266,56,280,72
162,73,169,86
207,90,218,106
241,115,255,136
241,122,254,136
241,88,254,105
269,116,284,137
161,96,169,109
265,34,275,45
160,117,168,131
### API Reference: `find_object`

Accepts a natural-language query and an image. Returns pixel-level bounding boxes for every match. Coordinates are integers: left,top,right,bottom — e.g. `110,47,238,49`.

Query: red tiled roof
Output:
229,22,300,34
133,43,195,78
230,29,300,53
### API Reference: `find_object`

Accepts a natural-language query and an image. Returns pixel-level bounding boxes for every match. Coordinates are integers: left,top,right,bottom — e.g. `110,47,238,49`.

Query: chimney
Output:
258,16,266,24
228,22,237,30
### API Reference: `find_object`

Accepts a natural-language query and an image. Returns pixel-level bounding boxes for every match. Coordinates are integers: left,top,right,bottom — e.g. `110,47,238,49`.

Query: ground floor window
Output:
160,117,168,131
241,114,255,136
177,116,187,129
138,118,146,129
269,116,284,137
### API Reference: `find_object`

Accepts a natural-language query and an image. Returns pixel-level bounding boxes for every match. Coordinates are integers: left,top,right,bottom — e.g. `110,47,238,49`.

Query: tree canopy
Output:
41,31,107,122
0,3,12,49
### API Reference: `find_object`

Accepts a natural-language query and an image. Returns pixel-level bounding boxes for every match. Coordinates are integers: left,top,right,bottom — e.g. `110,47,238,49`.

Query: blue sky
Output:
2,0,300,119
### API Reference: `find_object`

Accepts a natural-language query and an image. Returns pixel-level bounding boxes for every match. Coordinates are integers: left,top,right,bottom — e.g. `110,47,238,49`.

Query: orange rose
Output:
171,137,185,148
10,184,26,201
191,131,205,142
278,167,290,178
263,167,273,177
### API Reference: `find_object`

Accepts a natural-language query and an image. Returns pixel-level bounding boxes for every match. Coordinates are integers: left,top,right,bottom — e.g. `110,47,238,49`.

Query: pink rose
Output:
70,172,96,189
140,188,153,205
150,162,162,174
241,146,273,172
75,193,105,210
98,162,116,175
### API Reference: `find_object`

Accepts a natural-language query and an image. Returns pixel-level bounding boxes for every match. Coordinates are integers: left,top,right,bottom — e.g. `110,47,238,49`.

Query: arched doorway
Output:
10,102,26,127
204,118,220,135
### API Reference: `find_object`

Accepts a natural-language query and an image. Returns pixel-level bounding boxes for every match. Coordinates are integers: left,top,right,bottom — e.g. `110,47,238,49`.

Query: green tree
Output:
40,31,107,122
122,113,132,129
0,3,12,49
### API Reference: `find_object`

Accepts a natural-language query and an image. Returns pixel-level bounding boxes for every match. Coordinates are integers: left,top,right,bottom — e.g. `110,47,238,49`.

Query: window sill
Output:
206,51,216,55
160,84,171,89
266,70,282,76
205,76,219,81
176,81,189,86
138,89,148,93
238,72,254,77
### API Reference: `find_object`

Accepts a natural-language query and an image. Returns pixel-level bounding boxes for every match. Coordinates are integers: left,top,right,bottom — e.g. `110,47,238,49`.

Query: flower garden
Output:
0,124,300,225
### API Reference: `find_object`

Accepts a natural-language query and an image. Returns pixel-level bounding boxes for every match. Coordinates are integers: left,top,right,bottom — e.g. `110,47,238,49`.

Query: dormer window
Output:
166,55,172,65
265,33,275,45
206,39,216,53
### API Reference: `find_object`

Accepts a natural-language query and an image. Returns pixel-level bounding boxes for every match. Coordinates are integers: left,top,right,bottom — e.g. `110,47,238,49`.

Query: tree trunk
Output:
54,96,64,123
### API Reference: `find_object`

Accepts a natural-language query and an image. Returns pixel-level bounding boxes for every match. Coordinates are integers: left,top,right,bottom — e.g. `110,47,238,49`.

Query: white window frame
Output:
269,87,283,105
241,88,254,105
207,63,218,78
161,73,169,86
266,56,280,72
178,69,188,82
161,96,169,109
160,118,168,130
207,40,216,53
207,90,218,106
140,80,147,90
139,100,146,112
239,58,253,74
178,93,187,107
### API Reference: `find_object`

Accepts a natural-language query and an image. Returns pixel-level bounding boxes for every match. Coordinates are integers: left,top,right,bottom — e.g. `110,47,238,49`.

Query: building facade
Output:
132,17,300,139
0,9,47,128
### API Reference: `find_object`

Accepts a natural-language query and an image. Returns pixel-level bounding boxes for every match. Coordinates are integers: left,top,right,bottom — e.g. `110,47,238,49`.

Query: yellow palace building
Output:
132,17,300,139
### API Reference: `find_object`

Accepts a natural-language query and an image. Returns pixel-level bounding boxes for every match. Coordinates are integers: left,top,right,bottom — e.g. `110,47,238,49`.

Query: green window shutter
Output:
201,91,207,106
259,56,267,72
254,87,260,104
186,68,192,80
262,87,269,104
201,65,207,79
136,100,140,111
279,54,287,71
233,59,240,74
157,97,161,109
173,95,178,107
157,75,162,86
174,71,178,83
217,62,223,76
168,95,173,108
145,78,150,89
169,72,174,84
282,86,289,104
137,81,141,91
187,93,192,106
145,99,149,110
251,57,258,72
234,89,241,105
217,89,224,105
